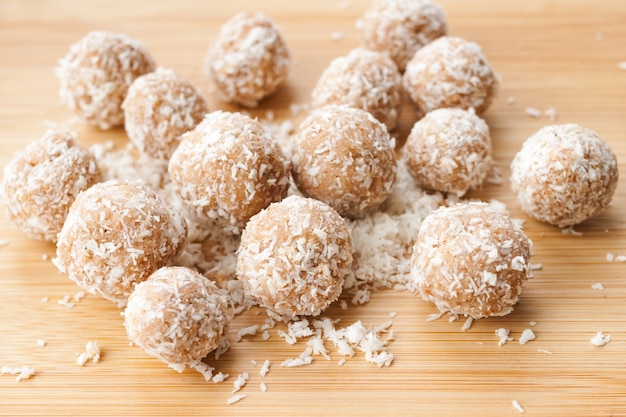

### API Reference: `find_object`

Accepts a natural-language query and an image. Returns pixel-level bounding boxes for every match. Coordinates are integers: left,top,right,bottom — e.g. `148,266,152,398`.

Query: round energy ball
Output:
124,266,230,370
168,111,291,233
510,124,619,228
411,202,532,319
311,47,403,131
2,129,101,242
237,195,354,318
56,31,156,129
291,105,397,218
205,12,290,107
403,36,497,116
122,68,208,161
55,180,188,307
403,108,492,196
357,0,447,72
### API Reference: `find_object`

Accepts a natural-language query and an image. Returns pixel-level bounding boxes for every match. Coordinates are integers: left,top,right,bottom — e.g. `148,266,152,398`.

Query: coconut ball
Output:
291,105,397,218
205,12,290,107
55,180,188,307
168,111,291,233
124,266,230,370
403,36,497,117
56,31,156,129
2,129,102,242
411,202,532,319
403,108,492,196
237,195,354,318
311,47,403,131
122,68,208,161
510,124,619,228
357,0,447,72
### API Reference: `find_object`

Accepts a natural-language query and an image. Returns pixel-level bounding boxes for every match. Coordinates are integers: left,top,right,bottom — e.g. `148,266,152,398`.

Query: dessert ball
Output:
291,105,396,218
311,47,403,131
168,111,291,233
403,36,497,116
205,12,290,107
55,180,187,307
403,108,492,196
124,266,230,369
237,195,354,318
357,0,447,72
123,68,208,161
56,31,156,129
2,129,101,242
411,202,532,319
510,124,619,228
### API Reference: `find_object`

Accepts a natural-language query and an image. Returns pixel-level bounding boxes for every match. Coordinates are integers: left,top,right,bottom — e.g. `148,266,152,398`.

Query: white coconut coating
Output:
510,124,619,228
357,0,447,72
403,108,492,196
411,202,532,319
403,36,497,117
124,266,230,369
55,180,188,307
168,111,291,233
237,195,354,318
205,12,290,107
291,105,397,218
311,47,403,131
122,68,208,161
2,129,102,242
56,31,156,129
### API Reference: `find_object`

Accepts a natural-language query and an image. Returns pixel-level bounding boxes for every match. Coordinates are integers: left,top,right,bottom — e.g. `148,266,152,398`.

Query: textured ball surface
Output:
123,68,208,160
411,202,532,319
205,12,290,107
168,111,291,233
311,47,403,131
237,195,354,318
403,36,497,116
56,31,156,129
2,129,101,242
358,0,447,72
291,105,397,218
55,180,187,306
124,266,230,368
404,108,492,196
510,124,618,227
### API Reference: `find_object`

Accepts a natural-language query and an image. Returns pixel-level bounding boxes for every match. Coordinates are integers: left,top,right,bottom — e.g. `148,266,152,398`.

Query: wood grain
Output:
1,0,625,415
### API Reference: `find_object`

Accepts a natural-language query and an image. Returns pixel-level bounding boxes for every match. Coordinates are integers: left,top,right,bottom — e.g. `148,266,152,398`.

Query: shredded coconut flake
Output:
227,394,246,405
461,317,473,332
519,329,536,345
538,348,552,355
525,107,542,118
260,359,270,377
591,282,604,291
561,226,583,236
590,331,611,347
512,400,524,413
37,339,46,347
237,325,259,342
232,372,249,393
1,365,36,382
212,372,228,383
495,328,513,346
76,340,100,366
260,382,267,392
618,61,626,70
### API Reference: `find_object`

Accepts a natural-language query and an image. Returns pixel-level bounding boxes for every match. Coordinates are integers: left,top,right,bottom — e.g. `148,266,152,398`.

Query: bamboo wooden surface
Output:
1,0,626,415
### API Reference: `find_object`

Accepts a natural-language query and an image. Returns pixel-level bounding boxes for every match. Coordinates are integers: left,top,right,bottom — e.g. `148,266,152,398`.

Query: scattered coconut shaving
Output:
212,372,228,383
260,359,270,377
232,372,249,393
590,331,611,347
237,325,259,342
512,399,525,413
260,382,268,392
561,226,583,236
191,362,214,381
227,394,246,405
1,365,36,382
618,61,626,70
519,329,536,345
606,253,626,262
37,339,46,347
591,282,604,291
57,295,75,309
76,340,100,366
495,328,513,346
537,349,552,355
461,317,473,332
525,107,542,118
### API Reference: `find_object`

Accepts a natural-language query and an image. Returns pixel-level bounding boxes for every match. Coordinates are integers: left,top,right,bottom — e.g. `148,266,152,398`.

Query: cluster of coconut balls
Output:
2,0,620,371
